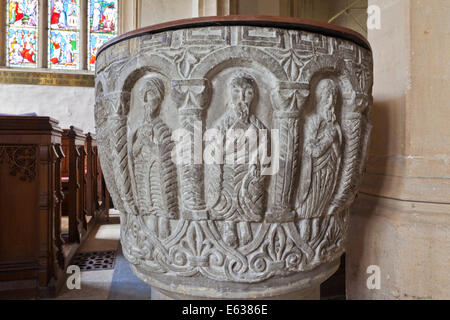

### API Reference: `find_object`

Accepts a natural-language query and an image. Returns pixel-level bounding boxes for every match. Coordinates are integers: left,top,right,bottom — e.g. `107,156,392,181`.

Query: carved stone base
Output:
133,258,339,300
150,285,321,300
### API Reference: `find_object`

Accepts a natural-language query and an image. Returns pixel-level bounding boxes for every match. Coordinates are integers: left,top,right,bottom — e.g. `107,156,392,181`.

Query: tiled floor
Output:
56,211,122,300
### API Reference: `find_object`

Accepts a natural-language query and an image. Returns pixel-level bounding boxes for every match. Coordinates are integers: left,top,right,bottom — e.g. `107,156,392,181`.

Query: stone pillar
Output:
119,0,141,34
0,0,6,66
38,0,48,68
346,0,450,300
171,79,210,220
80,0,88,70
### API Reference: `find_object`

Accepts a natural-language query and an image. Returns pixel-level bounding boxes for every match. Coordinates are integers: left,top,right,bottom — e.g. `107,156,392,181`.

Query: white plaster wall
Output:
0,83,96,132
140,0,195,26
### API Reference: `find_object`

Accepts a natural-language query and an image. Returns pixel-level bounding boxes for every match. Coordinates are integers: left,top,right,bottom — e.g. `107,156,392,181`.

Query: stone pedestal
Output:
136,258,339,300
94,16,373,300
150,283,322,300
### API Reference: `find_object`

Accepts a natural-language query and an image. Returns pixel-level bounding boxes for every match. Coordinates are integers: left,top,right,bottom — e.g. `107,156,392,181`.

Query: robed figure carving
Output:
297,79,343,220
206,73,268,248
131,76,178,239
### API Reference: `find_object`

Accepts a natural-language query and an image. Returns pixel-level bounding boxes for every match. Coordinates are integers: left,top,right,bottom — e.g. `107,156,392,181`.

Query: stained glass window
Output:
88,0,117,70
6,0,39,67
49,0,79,30
4,0,120,72
48,0,80,69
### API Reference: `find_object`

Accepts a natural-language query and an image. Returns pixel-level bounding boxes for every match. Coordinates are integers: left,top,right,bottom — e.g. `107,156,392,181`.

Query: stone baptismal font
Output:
94,16,373,299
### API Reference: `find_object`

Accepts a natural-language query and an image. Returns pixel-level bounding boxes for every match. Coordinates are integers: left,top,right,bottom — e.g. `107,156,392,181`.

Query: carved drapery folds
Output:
95,23,373,295
131,76,179,239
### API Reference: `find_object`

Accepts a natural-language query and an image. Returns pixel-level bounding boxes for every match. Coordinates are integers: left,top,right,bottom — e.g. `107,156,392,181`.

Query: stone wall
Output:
346,0,450,300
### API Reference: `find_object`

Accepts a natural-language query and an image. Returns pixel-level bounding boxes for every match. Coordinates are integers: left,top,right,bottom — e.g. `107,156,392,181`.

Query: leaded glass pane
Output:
7,0,38,27
89,0,117,34
49,0,79,31
7,27,38,67
88,0,117,71
88,33,113,68
48,0,80,69
49,30,78,69
6,0,39,68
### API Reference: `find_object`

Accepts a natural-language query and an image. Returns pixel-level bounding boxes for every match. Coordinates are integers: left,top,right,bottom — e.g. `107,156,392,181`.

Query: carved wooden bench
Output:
0,116,65,298
61,126,86,243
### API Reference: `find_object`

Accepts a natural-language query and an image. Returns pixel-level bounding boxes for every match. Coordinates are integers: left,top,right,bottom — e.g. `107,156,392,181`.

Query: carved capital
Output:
272,81,309,118
171,79,210,112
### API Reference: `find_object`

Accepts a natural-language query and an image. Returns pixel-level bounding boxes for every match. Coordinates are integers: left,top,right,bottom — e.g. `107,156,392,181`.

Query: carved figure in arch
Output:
206,73,268,248
131,76,178,239
296,78,343,251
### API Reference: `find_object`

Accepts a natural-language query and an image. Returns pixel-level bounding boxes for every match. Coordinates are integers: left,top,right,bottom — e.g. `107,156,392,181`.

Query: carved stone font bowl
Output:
95,16,373,299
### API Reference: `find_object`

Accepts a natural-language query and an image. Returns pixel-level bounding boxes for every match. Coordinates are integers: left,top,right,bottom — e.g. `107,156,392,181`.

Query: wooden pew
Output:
85,133,98,219
87,133,111,221
53,143,66,270
0,117,111,298
61,126,86,244
62,130,110,231
96,160,111,221
0,116,65,298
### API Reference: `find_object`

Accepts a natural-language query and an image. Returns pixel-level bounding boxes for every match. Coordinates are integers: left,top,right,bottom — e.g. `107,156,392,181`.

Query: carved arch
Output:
119,66,172,117
301,55,346,82
117,53,178,92
190,46,289,81
301,55,358,98
95,65,111,93
300,55,368,217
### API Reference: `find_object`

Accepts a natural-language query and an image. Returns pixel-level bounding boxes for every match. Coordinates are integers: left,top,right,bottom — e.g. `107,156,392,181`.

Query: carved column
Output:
328,92,368,215
106,92,135,216
266,81,309,223
171,79,210,221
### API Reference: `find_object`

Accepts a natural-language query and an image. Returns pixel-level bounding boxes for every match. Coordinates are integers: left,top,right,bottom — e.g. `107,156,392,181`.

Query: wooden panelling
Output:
0,116,63,297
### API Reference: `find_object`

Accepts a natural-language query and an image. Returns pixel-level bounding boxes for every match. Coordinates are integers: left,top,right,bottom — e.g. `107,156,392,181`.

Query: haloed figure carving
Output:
207,73,267,248
297,79,343,252
132,76,178,239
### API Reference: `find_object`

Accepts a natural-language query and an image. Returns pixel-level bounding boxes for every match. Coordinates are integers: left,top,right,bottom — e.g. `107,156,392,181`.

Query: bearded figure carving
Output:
131,76,178,239
206,73,268,248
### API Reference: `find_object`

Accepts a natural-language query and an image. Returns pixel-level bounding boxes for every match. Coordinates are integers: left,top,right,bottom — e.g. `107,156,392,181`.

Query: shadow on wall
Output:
346,97,393,299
